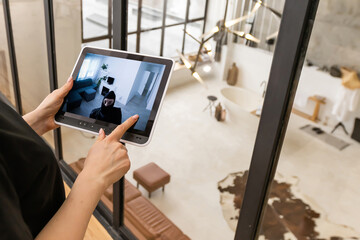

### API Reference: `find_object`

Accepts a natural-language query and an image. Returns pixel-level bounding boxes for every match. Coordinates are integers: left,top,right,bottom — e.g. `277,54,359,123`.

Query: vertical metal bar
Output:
2,0,22,114
43,0,63,161
181,0,190,54
234,0,319,239
80,0,84,43
202,0,209,34
112,178,124,230
108,0,112,48
223,0,229,22
113,0,127,51
112,0,127,232
159,0,167,56
135,0,142,53
193,42,204,70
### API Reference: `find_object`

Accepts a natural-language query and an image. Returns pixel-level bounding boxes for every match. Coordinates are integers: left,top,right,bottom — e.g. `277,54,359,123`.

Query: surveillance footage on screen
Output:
63,53,166,131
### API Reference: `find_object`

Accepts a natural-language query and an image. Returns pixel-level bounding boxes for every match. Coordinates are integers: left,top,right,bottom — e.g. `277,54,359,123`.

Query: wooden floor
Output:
63,183,113,240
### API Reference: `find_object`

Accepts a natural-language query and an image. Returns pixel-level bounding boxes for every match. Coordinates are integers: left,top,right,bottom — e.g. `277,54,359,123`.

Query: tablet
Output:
55,47,174,146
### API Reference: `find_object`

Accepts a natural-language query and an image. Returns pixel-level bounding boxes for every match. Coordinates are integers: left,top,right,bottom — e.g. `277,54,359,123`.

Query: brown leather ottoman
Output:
133,162,170,198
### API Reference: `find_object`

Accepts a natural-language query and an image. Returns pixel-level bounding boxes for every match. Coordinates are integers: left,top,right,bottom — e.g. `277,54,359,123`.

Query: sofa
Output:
70,159,190,240
66,79,97,111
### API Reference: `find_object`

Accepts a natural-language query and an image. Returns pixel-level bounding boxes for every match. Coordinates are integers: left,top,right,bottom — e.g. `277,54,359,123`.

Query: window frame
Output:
80,0,209,57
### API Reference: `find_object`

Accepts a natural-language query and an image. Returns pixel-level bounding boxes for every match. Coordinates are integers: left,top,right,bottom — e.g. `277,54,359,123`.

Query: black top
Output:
0,101,65,239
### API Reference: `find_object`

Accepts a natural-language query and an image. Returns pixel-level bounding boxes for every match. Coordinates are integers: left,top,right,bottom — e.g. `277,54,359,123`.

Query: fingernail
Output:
67,77,73,83
132,114,139,120
99,128,104,134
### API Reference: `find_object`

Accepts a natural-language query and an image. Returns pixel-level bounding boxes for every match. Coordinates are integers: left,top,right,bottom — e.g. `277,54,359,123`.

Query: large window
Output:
81,0,209,57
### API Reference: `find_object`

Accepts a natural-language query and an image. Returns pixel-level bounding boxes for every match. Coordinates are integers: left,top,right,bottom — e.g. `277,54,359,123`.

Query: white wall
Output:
127,62,153,104
223,44,360,131
146,69,163,110
101,58,141,105
137,71,151,95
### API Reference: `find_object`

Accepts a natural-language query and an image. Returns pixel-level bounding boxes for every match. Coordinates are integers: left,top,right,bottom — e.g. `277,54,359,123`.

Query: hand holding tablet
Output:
55,47,174,146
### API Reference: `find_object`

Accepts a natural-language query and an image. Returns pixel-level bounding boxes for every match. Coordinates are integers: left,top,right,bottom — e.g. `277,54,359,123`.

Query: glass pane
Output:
188,0,206,20
127,33,136,53
140,29,161,56
54,0,82,86
82,39,110,49
184,21,204,54
82,0,109,40
258,1,360,239
125,39,274,238
141,0,164,29
10,0,54,147
0,2,15,105
259,114,360,239
163,25,184,57
62,128,97,164
128,0,138,33
166,0,186,24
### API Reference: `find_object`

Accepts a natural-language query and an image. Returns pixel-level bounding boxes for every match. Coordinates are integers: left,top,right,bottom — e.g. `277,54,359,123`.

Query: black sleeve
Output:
89,108,99,119
0,159,33,240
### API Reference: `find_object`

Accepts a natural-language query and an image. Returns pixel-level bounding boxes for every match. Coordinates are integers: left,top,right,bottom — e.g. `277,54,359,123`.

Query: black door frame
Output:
235,0,319,239
2,0,319,239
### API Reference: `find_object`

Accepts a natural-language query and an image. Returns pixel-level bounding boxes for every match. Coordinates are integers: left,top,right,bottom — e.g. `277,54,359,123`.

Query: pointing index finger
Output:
108,115,139,141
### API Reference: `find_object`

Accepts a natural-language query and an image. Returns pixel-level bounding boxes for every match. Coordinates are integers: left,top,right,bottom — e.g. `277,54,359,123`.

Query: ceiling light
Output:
203,65,212,73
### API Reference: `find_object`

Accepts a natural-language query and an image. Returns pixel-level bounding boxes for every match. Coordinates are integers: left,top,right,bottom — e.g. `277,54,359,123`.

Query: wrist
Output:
24,108,56,135
77,170,107,196
23,109,46,135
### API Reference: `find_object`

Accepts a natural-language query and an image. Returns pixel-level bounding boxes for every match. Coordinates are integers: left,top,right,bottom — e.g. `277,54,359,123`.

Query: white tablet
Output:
55,47,174,146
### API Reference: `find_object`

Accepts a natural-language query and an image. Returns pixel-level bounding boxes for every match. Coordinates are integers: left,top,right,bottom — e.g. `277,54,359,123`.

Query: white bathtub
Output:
220,87,262,120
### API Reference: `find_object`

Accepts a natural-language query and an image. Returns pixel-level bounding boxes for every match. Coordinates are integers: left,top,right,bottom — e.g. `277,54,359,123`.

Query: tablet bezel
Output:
55,46,174,146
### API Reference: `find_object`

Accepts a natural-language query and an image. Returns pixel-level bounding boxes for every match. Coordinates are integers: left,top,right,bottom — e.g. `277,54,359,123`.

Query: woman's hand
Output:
80,114,139,192
23,77,73,135
35,115,138,240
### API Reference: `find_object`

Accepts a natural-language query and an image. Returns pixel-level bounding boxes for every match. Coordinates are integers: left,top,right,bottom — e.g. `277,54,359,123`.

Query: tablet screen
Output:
64,52,166,132
56,46,175,145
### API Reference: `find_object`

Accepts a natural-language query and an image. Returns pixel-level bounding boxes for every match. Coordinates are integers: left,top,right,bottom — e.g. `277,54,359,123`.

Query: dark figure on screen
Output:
90,91,122,125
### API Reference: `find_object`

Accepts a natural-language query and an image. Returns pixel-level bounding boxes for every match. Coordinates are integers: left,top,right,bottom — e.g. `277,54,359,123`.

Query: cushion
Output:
126,196,187,239
66,91,82,111
133,162,170,192
73,78,93,90
83,88,96,102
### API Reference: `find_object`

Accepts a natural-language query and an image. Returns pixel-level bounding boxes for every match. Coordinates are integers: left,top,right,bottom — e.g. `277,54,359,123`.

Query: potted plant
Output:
96,75,108,89
101,63,108,71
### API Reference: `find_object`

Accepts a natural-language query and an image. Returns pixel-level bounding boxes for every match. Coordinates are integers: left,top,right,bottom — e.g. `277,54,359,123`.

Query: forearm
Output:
23,109,49,136
35,172,105,240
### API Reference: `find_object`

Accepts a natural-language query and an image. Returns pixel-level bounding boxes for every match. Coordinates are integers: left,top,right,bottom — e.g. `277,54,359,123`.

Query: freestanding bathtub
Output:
220,87,262,121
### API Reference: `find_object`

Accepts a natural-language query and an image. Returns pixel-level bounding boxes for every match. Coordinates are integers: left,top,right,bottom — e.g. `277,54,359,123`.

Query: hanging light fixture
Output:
177,49,207,88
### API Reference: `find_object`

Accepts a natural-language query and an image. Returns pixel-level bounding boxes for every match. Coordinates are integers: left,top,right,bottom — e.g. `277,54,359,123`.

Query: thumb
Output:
58,77,74,98
96,128,106,142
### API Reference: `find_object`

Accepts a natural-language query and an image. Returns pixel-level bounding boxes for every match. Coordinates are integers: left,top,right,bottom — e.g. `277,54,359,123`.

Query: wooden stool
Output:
133,162,170,198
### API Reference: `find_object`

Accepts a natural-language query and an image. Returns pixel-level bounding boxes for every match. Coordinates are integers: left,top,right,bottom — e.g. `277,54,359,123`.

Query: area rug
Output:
218,171,359,240
300,124,350,150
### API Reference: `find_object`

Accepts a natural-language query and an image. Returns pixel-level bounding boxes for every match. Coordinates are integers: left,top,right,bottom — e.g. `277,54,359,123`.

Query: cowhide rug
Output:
218,171,359,240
